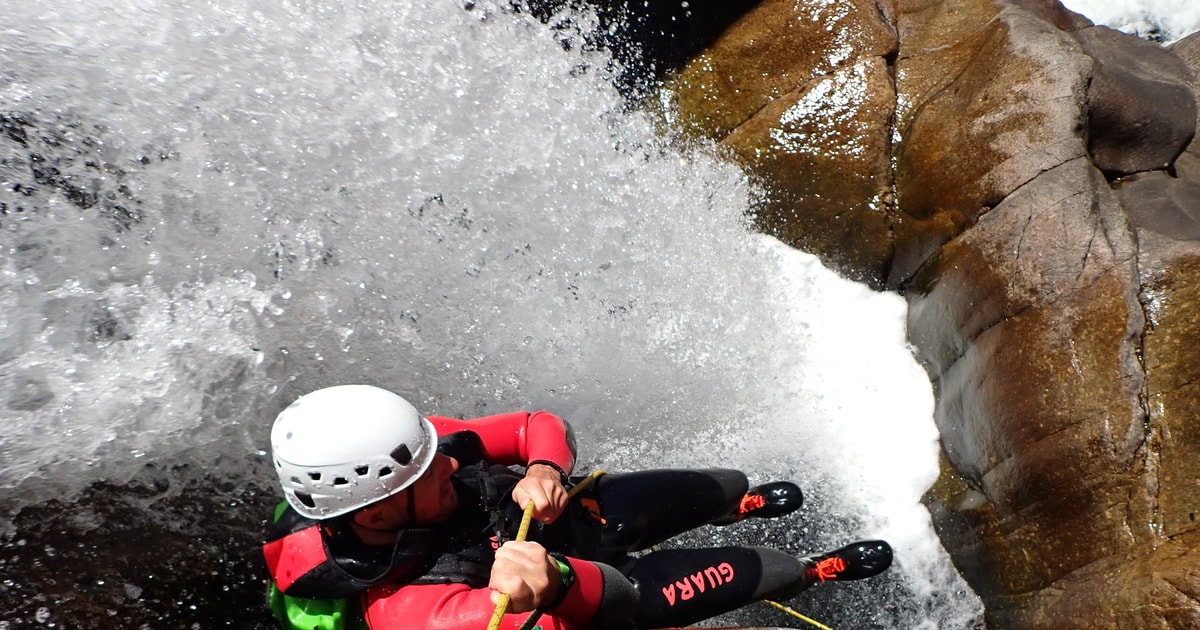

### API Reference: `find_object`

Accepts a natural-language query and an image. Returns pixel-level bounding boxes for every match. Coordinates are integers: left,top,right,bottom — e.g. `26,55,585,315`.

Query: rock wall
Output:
666,0,1200,626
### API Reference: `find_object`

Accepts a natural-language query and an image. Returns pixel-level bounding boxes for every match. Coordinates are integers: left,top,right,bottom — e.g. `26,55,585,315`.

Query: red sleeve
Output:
427,411,575,474
361,557,604,630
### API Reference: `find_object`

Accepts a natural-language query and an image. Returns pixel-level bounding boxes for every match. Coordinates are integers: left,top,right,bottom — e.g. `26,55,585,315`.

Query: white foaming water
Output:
1061,0,1200,42
0,0,980,626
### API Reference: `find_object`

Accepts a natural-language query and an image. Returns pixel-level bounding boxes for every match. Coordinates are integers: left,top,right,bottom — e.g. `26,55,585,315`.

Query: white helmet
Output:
270,385,437,520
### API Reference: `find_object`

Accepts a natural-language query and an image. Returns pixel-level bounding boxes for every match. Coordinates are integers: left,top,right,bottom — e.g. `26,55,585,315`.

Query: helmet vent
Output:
270,386,427,519
390,444,413,466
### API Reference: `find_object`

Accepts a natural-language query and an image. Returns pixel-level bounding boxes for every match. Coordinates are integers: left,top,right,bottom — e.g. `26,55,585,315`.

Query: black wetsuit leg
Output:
579,469,749,556
622,545,817,629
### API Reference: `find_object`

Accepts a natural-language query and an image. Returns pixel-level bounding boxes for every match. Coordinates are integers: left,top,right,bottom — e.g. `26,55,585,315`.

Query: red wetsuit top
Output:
359,410,603,630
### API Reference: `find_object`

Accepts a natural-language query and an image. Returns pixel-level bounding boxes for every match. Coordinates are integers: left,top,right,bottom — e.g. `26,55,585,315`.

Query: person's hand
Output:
488,541,563,613
513,464,568,523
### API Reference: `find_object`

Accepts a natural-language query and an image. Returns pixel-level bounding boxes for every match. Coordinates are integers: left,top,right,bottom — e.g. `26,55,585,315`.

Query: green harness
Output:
267,502,369,630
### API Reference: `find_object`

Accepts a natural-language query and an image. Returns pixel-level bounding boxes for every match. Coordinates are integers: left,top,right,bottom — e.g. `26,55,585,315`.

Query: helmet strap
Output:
405,485,418,525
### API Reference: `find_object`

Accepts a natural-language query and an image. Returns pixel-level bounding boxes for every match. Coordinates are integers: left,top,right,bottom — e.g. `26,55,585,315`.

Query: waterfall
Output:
1,0,982,626
1059,0,1200,43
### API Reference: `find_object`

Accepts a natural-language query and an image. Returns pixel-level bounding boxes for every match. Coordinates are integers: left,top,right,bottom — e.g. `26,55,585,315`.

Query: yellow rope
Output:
485,472,828,630
764,599,834,630
566,470,606,499
486,470,607,630
486,502,535,630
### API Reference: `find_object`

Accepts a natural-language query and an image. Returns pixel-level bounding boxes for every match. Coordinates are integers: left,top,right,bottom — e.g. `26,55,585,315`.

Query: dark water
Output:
1,469,278,629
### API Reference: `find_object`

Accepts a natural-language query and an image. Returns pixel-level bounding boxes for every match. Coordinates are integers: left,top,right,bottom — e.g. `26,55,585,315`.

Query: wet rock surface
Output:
1075,25,1197,176
722,54,897,287
668,0,899,287
667,0,1200,627
0,470,277,629
1117,171,1200,240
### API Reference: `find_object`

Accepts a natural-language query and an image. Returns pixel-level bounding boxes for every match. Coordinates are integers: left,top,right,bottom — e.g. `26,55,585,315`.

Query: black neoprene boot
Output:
802,539,893,583
711,481,803,525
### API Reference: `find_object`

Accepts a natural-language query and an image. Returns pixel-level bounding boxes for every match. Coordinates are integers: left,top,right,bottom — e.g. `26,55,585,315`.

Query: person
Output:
262,385,893,630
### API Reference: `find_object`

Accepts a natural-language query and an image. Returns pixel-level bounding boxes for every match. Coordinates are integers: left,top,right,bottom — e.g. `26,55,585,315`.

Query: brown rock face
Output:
723,56,897,286
1172,33,1200,177
669,0,899,287
1130,23,1200,555
902,15,1200,626
673,0,898,139
909,159,1151,627
1118,171,1200,239
1075,26,1198,176
892,3,1093,286
668,0,1200,627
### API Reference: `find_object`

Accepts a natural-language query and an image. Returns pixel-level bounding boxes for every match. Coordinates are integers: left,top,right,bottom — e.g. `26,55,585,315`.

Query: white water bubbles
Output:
1061,0,1200,43
1,0,982,625
0,265,277,504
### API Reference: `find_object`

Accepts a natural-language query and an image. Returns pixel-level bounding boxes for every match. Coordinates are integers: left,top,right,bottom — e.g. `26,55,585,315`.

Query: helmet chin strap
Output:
353,485,419,534
405,485,418,525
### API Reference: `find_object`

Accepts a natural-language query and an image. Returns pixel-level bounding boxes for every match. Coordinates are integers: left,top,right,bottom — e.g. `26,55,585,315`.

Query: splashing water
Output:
1061,0,1200,43
1,0,983,626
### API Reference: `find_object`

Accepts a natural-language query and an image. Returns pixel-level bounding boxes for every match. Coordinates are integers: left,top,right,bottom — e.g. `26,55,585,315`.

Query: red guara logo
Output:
661,562,735,606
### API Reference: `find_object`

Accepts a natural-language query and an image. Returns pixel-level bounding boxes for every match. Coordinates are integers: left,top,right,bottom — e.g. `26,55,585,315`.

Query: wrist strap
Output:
544,553,576,610
527,460,569,484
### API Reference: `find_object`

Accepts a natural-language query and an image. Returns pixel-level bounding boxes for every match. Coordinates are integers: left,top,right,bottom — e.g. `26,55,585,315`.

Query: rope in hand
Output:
486,470,606,630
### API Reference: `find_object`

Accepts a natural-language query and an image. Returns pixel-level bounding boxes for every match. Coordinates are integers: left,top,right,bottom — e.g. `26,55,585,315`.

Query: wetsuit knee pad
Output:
587,561,640,629
746,546,811,600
